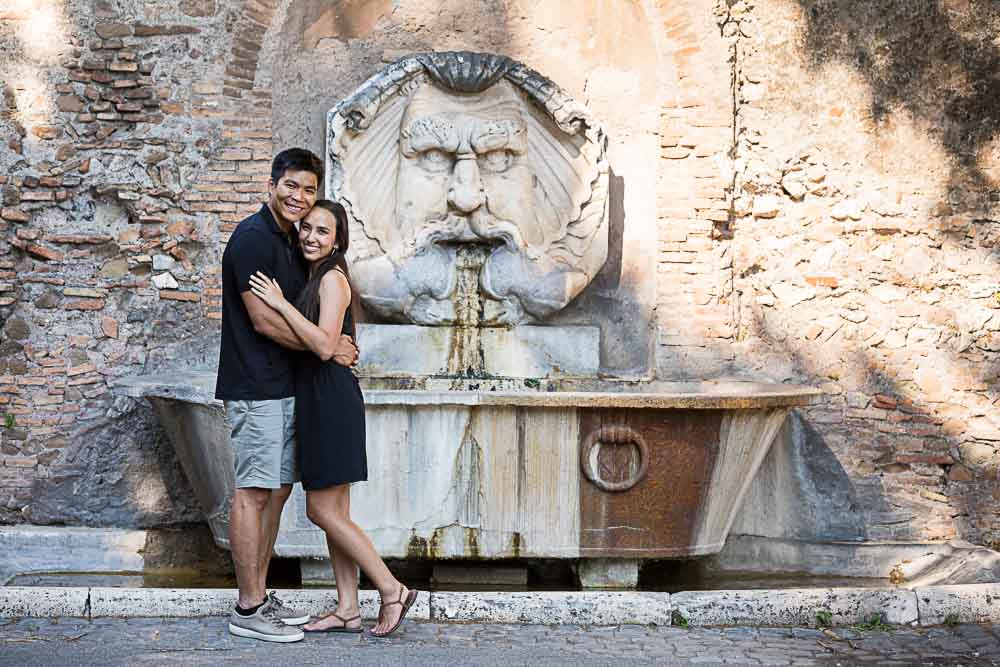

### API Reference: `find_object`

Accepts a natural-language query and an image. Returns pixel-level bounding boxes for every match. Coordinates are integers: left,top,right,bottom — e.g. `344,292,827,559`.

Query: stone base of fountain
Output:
115,370,821,589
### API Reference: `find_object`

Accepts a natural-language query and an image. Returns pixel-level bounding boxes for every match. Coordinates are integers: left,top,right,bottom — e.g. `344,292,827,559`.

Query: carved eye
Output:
478,150,514,174
418,148,454,173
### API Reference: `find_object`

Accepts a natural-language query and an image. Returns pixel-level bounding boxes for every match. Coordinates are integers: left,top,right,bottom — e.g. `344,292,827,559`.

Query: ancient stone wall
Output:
0,0,281,524
0,0,997,548
657,0,1000,546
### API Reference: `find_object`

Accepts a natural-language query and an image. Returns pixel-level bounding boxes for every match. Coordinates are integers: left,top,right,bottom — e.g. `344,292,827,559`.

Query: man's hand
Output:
332,334,359,368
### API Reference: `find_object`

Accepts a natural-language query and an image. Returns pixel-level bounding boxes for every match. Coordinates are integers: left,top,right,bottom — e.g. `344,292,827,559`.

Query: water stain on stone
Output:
407,532,429,559
464,527,481,559
510,531,524,558
429,528,444,559
452,433,483,526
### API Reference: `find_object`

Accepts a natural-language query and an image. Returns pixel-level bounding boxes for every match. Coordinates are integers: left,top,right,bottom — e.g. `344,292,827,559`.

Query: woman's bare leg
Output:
303,489,361,631
305,484,410,634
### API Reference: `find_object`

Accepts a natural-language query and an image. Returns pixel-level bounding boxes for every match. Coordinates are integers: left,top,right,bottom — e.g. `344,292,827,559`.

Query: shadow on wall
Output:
654,302,904,546
743,305,999,546
796,0,1000,208
729,410,868,543
25,406,202,528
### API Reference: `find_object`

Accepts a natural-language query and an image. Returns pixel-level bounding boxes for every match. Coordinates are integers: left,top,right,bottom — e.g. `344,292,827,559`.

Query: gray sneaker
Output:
228,599,305,643
268,591,310,626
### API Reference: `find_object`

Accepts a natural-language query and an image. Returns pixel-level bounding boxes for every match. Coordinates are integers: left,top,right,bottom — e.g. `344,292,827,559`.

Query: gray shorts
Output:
225,398,299,489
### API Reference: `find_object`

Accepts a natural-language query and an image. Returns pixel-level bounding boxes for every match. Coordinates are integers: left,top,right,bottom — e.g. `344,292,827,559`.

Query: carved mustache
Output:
412,210,525,252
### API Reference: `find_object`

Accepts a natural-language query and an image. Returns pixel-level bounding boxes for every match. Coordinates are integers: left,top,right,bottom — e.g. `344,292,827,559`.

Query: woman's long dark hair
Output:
294,200,359,342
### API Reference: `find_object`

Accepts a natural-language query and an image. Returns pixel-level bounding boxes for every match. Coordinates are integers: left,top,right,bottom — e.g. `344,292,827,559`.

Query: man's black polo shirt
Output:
215,204,306,401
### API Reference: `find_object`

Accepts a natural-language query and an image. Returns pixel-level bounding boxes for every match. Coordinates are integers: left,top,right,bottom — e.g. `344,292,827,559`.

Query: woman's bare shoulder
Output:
319,267,350,295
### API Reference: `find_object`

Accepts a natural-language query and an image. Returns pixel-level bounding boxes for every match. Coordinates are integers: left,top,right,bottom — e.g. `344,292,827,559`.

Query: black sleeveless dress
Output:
296,303,367,491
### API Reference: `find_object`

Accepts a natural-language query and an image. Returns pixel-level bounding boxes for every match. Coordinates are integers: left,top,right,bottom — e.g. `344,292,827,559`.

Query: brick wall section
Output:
653,0,737,379
194,0,281,320
0,0,276,522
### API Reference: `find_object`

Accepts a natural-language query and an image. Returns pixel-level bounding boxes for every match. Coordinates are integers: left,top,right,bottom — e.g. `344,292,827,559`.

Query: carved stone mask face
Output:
395,82,539,255
327,52,609,326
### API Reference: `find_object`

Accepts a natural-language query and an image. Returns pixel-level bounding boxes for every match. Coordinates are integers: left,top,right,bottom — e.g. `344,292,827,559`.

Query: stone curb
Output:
0,585,997,626
914,583,1000,626
671,588,918,627
87,588,431,620
0,586,90,618
431,591,672,625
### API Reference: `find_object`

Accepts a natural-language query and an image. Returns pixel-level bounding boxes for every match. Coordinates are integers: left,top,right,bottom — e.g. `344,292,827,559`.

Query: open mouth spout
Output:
416,213,522,252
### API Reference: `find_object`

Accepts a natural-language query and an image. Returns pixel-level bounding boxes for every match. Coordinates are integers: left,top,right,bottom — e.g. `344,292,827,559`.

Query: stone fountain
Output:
116,52,820,589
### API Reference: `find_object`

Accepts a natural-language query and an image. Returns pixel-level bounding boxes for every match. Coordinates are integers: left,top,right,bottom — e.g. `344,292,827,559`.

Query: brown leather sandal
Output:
370,588,418,638
303,612,363,634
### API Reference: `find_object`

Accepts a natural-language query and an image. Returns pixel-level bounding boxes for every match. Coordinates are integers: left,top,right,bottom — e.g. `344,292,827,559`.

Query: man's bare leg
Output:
230,486,270,608
256,484,292,595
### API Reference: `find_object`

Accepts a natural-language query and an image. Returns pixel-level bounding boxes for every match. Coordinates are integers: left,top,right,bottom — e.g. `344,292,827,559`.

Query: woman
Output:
248,199,417,638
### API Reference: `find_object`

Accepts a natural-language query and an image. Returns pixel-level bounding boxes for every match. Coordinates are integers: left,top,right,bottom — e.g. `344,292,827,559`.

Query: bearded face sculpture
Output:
327,52,609,325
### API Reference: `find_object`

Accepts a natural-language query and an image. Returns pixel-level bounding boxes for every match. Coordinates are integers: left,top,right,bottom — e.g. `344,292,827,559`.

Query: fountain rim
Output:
114,371,823,410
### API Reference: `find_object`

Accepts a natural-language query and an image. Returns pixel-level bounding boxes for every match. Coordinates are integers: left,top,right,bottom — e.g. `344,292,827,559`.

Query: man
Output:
215,148,358,642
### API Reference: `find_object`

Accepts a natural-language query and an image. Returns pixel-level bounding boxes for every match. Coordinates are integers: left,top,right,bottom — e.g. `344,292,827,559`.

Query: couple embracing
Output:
214,148,417,642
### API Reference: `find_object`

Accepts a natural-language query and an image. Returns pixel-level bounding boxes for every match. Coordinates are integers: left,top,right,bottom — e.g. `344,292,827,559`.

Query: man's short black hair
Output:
271,148,324,185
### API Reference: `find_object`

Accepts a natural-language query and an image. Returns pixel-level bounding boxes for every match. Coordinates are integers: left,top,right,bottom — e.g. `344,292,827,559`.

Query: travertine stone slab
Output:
276,404,582,559
0,526,146,586
89,588,236,617
88,588,430,620
670,588,919,627
575,559,640,589
356,324,452,376
430,591,671,625
8,585,1000,626
479,326,600,377
915,583,1000,626
299,558,341,585
115,372,822,410
0,587,89,618
432,564,528,587
692,409,791,552
355,324,600,378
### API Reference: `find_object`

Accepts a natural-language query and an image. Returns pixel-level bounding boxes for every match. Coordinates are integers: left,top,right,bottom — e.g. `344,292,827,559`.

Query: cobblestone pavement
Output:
1,618,999,666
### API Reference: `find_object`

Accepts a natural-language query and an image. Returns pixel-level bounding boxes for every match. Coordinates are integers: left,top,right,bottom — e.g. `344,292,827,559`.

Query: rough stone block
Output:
916,583,1000,626
89,588,234,617
356,324,599,378
356,324,450,376
480,326,600,378
575,559,640,589
299,558,338,585
432,564,528,587
431,591,671,625
670,588,918,627
90,588,429,619
0,587,89,618
0,526,147,585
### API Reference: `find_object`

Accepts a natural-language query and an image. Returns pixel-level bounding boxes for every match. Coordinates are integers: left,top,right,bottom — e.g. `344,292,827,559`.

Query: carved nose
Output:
447,156,484,213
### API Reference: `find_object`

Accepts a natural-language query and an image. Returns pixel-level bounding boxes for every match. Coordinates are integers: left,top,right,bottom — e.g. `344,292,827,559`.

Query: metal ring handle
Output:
581,425,649,492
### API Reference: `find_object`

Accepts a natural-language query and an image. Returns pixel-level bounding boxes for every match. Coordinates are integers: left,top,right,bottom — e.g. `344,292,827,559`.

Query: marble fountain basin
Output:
114,372,821,561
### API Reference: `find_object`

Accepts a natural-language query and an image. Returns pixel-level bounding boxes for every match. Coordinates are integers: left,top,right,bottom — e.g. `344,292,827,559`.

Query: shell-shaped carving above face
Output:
327,51,609,326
